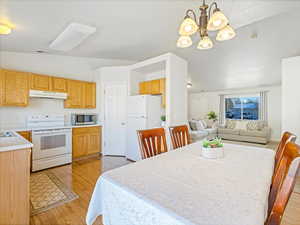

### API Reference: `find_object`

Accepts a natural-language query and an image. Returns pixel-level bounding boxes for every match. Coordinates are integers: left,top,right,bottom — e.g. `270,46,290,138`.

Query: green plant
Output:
207,111,217,121
203,138,223,148
161,115,166,122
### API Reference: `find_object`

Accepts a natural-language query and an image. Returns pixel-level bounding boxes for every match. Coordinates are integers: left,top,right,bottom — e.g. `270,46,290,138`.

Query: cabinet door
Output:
64,80,84,108
139,81,152,94
139,81,148,94
72,134,88,158
2,70,29,107
17,131,31,142
85,82,96,108
52,77,67,92
87,132,100,155
31,73,51,91
151,79,161,94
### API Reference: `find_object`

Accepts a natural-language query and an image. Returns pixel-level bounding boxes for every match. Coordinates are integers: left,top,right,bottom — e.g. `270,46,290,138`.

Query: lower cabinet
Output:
72,126,101,159
0,148,30,225
17,131,32,142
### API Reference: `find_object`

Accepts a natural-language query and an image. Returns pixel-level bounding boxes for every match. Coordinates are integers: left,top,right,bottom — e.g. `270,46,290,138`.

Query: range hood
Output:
29,90,68,99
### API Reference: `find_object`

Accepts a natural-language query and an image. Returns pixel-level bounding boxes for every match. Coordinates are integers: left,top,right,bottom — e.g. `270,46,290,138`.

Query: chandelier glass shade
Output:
177,35,193,48
0,24,11,35
207,10,228,31
216,24,236,41
179,17,198,36
197,36,213,50
177,0,235,50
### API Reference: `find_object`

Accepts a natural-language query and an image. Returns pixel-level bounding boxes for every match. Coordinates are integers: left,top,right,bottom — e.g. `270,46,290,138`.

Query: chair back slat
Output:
266,142,300,225
137,128,168,159
275,132,297,171
169,125,191,149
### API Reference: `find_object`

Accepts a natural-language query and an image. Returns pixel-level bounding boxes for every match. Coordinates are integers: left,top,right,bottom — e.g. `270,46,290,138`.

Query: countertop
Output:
0,123,102,132
0,131,33,152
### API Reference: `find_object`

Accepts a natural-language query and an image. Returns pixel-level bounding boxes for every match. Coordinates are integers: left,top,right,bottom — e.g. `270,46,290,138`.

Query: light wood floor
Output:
30,156,300,225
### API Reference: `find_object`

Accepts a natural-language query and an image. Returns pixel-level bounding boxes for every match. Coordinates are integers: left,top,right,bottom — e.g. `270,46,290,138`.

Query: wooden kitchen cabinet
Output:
139,81,149,95
30,73,52,91
0,148,30,225
85,82,96,108
0,69,29,107
52,77,67,92
72,126,101,159
72,133,88,158
17,131,32,142
138,78,166,107
64,80,85,108
65,80,96,109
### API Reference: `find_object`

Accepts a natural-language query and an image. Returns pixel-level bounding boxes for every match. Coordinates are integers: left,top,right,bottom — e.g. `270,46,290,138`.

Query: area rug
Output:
30,171,78,215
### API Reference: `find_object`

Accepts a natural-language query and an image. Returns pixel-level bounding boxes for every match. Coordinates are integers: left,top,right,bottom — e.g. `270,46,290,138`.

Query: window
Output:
225,95,260,120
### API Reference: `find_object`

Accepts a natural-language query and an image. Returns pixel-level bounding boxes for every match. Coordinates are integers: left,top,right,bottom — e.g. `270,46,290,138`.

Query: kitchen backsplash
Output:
0,98,98,129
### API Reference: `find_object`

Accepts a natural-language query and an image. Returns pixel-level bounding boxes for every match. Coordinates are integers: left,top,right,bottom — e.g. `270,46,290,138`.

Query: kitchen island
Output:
0,131,33,225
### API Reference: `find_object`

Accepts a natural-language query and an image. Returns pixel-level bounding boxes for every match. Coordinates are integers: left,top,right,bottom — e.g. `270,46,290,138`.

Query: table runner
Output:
86,141,275,225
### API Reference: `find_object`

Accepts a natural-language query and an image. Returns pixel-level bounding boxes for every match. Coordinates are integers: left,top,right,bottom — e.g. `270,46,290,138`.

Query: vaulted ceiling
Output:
1,0,300,91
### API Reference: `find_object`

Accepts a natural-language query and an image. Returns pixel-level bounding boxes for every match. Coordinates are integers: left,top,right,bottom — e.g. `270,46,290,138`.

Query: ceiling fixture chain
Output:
177,0,236,50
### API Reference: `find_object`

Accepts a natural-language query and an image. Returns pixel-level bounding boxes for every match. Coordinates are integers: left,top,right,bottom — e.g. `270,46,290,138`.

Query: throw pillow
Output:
235,120,248,130
195,120,205,130
201,120,208,128
247,121,260,131
189,121,197,131
226,120,236,129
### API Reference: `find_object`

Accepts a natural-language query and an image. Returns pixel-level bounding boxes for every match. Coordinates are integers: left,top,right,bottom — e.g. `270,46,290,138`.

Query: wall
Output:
282,56,300,145
189,85,282,141
0,51,133,128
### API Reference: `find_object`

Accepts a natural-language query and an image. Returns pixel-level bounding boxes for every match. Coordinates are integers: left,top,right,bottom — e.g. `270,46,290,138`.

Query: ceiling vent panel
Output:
49,23,96,51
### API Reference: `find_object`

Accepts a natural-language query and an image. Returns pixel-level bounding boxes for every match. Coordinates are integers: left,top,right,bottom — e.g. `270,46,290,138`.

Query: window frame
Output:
224,93,260,121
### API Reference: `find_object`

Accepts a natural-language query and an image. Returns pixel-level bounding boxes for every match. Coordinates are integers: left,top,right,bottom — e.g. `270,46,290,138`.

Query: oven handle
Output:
33,129,72,135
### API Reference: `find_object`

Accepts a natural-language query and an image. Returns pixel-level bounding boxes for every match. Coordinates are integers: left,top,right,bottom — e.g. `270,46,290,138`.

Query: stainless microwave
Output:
71,113,98,126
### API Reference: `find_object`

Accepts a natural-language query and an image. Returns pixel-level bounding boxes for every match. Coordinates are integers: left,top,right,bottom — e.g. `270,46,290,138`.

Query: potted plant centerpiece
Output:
202,138,224,159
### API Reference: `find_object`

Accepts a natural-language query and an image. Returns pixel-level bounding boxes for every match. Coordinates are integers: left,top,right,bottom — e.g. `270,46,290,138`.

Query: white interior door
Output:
104,84,127,156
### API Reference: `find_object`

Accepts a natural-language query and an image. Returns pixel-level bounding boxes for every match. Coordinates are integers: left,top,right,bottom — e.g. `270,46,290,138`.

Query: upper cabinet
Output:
0,69,96,108
139,78,166,107
30,73,51,91
0,69,29,107
85,82,96,109
64,80,96,109
64,80,85,108
52,77,67,93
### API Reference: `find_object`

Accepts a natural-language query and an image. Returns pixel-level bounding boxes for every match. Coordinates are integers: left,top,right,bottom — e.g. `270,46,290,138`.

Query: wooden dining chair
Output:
137,128,168,159
274,132,297,174
169,125,191,149
266,142,300,225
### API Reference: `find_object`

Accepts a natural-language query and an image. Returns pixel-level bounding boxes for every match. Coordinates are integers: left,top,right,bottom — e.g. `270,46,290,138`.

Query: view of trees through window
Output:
225,96,259,120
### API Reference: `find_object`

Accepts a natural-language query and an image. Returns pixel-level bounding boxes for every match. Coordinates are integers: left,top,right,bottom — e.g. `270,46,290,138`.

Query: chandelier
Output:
177,0,236,50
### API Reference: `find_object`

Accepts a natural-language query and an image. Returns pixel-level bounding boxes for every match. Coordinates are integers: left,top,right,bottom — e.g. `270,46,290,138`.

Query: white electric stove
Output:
28,115,72,172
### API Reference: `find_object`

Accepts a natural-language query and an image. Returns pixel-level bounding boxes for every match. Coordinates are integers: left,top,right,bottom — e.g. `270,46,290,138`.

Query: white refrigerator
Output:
126,95,161,161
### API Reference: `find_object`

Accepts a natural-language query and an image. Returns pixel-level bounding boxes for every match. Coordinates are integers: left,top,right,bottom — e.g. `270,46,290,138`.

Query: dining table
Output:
86,141,275,225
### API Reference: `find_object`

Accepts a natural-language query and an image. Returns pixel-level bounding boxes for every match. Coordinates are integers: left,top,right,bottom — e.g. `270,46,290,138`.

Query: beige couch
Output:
217,120,271,144
189,119,218,141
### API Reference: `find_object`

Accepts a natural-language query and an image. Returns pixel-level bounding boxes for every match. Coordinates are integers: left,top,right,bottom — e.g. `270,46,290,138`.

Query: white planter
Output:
202,146,224,159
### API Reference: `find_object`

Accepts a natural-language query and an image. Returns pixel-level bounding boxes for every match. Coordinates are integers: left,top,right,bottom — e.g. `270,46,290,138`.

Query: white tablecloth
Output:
86,141,275,225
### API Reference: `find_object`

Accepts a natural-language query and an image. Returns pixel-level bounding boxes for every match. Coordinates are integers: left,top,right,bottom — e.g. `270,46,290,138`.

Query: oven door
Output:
32,128,72,160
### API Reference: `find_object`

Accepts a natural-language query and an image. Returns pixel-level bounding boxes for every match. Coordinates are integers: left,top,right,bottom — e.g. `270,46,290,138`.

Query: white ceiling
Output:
1,0,300,91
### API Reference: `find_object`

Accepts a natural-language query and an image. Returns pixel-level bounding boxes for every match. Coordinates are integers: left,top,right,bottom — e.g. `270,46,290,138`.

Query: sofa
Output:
218,120,271,144
189,119,271,144
189,119,218,141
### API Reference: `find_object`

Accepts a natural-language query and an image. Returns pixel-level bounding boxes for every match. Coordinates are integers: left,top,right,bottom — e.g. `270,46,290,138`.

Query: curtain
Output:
259,91,268,123
219,95,225,125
